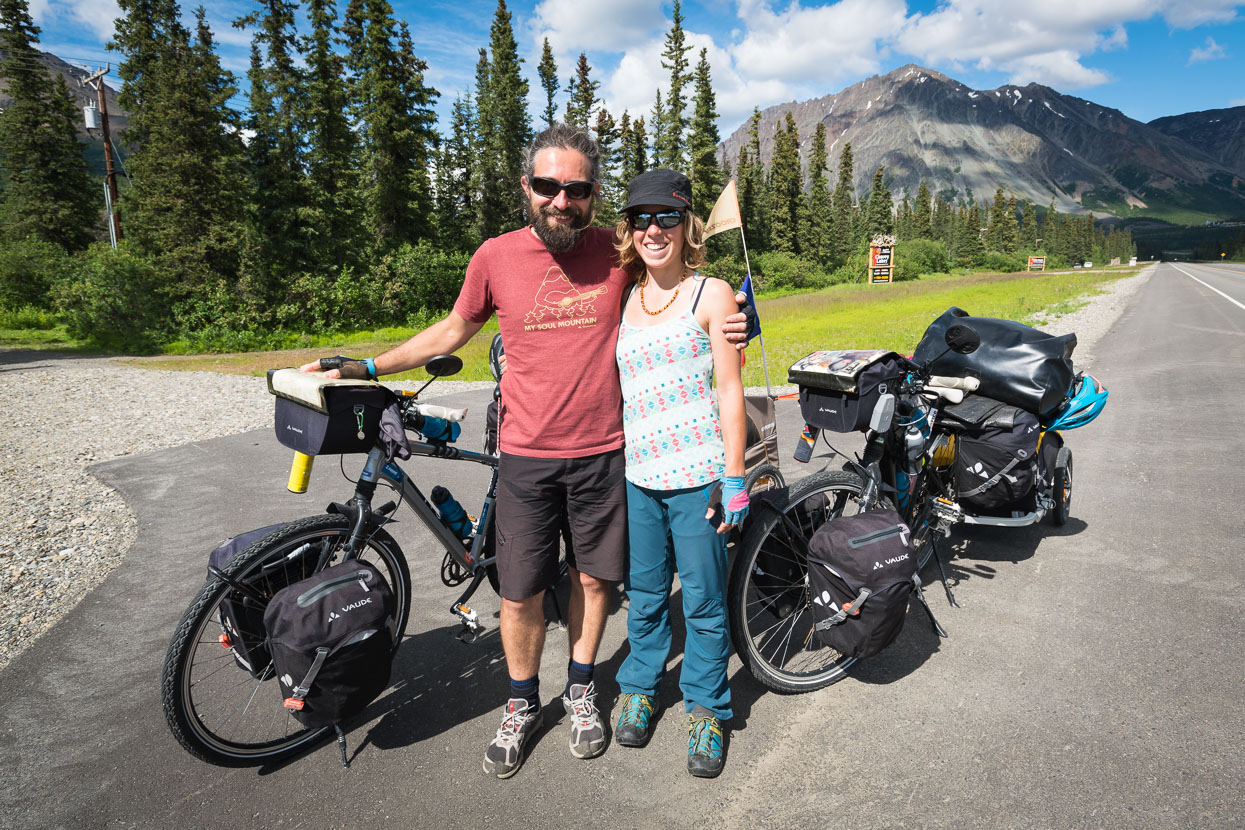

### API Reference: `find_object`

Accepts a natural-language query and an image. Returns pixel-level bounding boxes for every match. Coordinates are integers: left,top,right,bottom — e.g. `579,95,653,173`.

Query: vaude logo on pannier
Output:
968,461,1020,484
811,589,839,613
285,424,305,435
873,552,911,570
818,404,840,415
327,597,373,623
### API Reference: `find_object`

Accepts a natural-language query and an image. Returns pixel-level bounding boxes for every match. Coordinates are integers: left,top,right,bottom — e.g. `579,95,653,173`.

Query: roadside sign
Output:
1027,256,1045,271
1110,257,1121,266
1084,261,1093,268
1130,256,1137,266
869,235,895,284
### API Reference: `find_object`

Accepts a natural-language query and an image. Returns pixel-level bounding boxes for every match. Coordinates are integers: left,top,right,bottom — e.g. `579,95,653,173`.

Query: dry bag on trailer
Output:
806,509,924,659
913,308,1076,419
265,560,395,729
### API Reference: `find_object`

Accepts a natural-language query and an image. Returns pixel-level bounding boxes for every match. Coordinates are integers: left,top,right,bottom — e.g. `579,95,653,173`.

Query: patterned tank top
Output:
616,274,725,490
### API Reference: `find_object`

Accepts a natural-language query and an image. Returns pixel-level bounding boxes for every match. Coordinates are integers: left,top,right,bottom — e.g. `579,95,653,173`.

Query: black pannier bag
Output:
942,396,1042,511
207,522,301,679
789,350,901,433
265,559,395,730
806,508,924,659
913,307,1076,419
268,368,391,456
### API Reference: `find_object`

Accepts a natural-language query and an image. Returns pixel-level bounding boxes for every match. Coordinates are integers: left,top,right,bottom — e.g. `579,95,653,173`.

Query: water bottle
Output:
431,486,473,541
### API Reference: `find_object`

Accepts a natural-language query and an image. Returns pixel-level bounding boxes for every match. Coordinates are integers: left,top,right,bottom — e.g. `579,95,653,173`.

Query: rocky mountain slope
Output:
720,65,1245,222
1149,106,1245,179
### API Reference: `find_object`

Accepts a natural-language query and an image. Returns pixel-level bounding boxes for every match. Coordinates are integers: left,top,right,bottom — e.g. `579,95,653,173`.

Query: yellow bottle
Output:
287,452,315,494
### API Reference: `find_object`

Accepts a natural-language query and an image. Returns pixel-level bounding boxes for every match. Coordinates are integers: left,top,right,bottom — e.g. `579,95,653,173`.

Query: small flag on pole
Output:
704,180,743,240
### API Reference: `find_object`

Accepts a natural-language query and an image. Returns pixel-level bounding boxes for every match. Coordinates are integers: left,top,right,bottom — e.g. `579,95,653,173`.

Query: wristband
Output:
363,358,378,381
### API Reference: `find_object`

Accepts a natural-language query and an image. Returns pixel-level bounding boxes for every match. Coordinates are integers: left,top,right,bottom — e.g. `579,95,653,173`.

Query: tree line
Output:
0,0,1135,353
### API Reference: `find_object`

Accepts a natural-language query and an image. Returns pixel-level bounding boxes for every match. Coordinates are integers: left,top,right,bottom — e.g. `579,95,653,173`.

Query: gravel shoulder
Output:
0,266,1153,669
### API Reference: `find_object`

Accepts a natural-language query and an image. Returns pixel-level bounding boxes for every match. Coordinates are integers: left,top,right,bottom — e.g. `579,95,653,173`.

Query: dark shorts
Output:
495,449,628,601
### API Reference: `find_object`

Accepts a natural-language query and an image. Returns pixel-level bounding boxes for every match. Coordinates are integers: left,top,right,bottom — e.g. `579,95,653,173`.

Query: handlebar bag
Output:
265,560,395,729
914,308,1076,419
790,350,902,433
806,508,920,659
268,369,392,456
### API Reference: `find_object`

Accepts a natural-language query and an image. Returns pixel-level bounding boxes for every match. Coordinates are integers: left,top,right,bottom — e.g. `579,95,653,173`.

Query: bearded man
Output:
303,124,750,778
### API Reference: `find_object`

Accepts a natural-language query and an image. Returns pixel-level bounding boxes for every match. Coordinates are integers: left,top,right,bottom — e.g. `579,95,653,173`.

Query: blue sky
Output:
29,0,1245,138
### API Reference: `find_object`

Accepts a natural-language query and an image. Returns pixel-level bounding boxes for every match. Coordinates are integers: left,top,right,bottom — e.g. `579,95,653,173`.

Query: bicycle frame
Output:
342,437,502,639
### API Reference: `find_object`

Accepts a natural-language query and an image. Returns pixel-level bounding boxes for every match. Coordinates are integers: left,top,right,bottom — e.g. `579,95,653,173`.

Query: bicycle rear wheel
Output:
161,514,412,766
728,469,867,693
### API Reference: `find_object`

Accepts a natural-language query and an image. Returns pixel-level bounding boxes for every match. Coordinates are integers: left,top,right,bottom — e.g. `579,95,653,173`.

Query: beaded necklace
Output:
639,271,688,316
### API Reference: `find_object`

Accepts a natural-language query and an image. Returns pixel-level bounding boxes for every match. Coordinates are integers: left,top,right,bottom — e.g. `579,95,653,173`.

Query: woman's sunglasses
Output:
529,177,596,200
629,211,684,231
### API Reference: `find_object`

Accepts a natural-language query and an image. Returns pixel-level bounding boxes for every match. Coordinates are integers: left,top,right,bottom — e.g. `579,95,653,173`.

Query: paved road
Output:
2,263,1243,829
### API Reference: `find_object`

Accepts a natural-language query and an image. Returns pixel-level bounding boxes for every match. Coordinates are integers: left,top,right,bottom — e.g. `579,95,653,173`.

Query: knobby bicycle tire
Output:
161,514,412,767
727,469,868,694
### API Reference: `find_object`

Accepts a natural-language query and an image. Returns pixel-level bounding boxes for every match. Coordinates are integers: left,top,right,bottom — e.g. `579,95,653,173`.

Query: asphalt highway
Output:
1,262,1242,829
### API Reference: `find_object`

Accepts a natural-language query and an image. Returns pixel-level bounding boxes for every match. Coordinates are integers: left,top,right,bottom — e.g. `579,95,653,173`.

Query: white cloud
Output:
1158,0,1240,28
1231,96,1245,106
1188,36,1228,64
531,0,666,60
1005,50,1112,88
729,0,906,83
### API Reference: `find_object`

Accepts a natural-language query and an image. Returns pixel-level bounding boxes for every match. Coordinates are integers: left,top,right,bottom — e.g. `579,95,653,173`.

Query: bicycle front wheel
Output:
728,469,868,693
161,514,412,766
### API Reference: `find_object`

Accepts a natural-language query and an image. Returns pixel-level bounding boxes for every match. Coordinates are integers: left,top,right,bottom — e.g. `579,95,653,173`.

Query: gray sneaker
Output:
561,682,607,759
482,698,543,779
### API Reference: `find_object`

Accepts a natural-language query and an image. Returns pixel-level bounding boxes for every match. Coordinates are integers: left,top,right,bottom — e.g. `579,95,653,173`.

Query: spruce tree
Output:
564,53,598,131
301,0,360,271
436,94,477,251
657,0,692,171
0,0,97,252
537,37,558,128
831,142,856,260
235,0,312,293
649,89,666,167
743,108,766,252
471,0,530,239
623,114,648,184
112,7,250,325
864,167,893,240
802,122,831,264
913,181,932,240
957,203,984,266
1021,200,1037,248
767,112,801,254
1001,195,1019,254
687,48,722,217
594,107,620,226
985,187,1007,251
342,0,439,252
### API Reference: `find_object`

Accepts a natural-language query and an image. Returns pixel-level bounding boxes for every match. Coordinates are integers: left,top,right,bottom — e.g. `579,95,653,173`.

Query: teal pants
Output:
616,481,732,720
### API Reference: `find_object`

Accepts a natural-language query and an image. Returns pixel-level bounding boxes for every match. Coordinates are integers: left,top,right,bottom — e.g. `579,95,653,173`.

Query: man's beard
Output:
530,202,592,253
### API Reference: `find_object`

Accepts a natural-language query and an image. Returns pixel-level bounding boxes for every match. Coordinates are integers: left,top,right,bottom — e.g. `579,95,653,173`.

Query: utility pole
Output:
81,66,121,243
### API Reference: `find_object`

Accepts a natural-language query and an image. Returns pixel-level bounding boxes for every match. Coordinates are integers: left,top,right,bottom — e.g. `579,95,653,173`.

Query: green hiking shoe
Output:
687,705,725,778
615,693,656,748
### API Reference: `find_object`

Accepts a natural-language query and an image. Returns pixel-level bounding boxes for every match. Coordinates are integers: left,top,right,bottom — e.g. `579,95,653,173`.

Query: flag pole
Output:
737,226,773,398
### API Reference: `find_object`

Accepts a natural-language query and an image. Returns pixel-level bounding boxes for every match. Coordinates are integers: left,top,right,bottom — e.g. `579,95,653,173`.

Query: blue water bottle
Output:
431,486,473,541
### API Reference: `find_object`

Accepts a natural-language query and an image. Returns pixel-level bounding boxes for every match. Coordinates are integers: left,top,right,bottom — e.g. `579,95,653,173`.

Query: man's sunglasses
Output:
629,211,684,231
529,177,596,200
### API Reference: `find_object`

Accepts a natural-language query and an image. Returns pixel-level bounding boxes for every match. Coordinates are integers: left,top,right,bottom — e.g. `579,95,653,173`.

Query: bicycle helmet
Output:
1044,374,1108,430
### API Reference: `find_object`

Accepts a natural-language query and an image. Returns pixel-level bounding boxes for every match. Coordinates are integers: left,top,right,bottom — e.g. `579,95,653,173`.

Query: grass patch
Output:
22,267,1137,387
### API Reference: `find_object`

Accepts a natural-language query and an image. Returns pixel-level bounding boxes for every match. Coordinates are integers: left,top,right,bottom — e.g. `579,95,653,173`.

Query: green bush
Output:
978,251,1029,273
698,253,748,287
371,242,471,324
895,239,949,281
751,251,837,291
0,238,72,309
53,244,169,353
0,304,59,330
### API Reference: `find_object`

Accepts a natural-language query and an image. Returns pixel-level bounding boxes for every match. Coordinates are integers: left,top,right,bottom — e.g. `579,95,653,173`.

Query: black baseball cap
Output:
622,168,693,213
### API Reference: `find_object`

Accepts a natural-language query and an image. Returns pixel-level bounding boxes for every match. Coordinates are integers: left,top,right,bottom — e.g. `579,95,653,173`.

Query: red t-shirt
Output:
455,226,631,458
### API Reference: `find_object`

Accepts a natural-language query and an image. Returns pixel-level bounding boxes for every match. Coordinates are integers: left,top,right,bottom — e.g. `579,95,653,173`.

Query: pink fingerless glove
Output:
721,476,750,525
